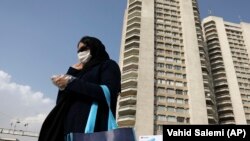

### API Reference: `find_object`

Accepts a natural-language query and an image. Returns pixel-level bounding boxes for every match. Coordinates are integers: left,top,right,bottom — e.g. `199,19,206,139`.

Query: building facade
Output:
202,16,250,124
118,0,218,136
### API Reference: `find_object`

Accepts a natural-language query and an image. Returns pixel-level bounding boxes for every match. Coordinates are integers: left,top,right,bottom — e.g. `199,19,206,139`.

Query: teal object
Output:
85,85,118,133
66,85,119,141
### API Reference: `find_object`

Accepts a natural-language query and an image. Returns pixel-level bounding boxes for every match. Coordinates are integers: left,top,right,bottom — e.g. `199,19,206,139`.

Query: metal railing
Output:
0,128,38,138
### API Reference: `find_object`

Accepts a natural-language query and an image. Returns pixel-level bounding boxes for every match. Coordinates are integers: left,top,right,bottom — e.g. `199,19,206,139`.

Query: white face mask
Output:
77,50,92,64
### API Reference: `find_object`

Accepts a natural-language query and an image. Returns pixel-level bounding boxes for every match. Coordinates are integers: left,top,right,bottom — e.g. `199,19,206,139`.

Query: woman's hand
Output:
51,75,70,90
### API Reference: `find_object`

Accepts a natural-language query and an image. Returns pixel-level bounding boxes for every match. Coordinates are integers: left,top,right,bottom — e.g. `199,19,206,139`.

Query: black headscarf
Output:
78,36,110,73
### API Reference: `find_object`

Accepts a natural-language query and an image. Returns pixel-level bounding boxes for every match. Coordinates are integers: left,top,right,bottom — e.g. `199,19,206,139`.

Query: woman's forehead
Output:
78,42,86,48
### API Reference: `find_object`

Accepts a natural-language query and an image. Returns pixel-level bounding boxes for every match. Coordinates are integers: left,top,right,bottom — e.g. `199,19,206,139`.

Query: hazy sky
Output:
0,0,249,133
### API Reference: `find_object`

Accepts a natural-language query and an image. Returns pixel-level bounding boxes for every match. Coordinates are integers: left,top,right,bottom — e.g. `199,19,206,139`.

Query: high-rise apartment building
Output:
202,16,250,124
118,0,218,136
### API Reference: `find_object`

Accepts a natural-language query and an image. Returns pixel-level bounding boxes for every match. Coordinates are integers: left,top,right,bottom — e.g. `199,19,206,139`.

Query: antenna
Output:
208,9,213,15
238,15,243,22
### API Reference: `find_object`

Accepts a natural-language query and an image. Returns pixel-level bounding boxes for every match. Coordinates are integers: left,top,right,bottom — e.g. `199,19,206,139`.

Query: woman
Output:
38,36,121,141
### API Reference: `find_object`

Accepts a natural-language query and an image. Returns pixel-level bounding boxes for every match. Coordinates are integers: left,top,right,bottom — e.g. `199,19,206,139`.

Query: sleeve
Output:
55,66,81,105
66,67,81,76
64,60,121,103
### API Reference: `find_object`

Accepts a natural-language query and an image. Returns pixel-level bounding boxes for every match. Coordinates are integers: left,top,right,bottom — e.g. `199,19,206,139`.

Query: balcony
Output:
123,56,139,66
211,65,225,72
216,94,231,101
206,97,216,105
205,30,217,36
210,54,222,61
212,70,226,77
210,59,224,66
128,4,141,14
118,105,136,115
118,115,136,126
119,96,136,106
207,35,218,41
121,77,137,90
213,76,227,82
217,100,232,106
122,63,138,73
208,113,218,123
124,48,139,58
123,51,139,60
121,85,137,97
127,16,141,25
217,107,233,112
215,88,229,96
127,11,141,20
124,41,139,50
126,27,140,36
220,120,235,124
122,69,137,77
125,35,140,45
214,81,228,87
219,113,234,119
209,49,222,56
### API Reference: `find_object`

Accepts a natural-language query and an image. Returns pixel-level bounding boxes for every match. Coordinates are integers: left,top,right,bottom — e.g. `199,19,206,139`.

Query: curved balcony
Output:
216,94,231,101
217,100,232,106
214,81,228,87
219,113,234,119
123,63,138,72
119,96,136,106
210,54,222,61
121,87,137,97
118,115,136,126
217,107,233,113
220,120,235,124
118,105,136,116
127,16,141,25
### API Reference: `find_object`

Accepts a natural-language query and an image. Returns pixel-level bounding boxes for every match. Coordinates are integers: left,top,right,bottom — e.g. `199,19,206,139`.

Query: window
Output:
157,71,165,76
165,44,172,48
167,97,175,103
157,79,165,84
167,106,175,112
176,89,183,95
156,18,164,23
156,24,164,28
166,57,173,62
167,116,177,122
156,35,164,40
174,65,182,70
166,72,174,77
156,42,164,47
157,56,165,61
158,115,166,121
176,98,184,104
167,88,175,94
174,51,180,56
175,73,182,78
157,63,164,68
157,88,165,93
157,106,166,111
156,49,164,53
177,117,185,123
176,108,185,113
174,58,181,63
157,96,165,102
166,80,174,86
176,81,183,87
166,64,173,69
156,125,163,131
